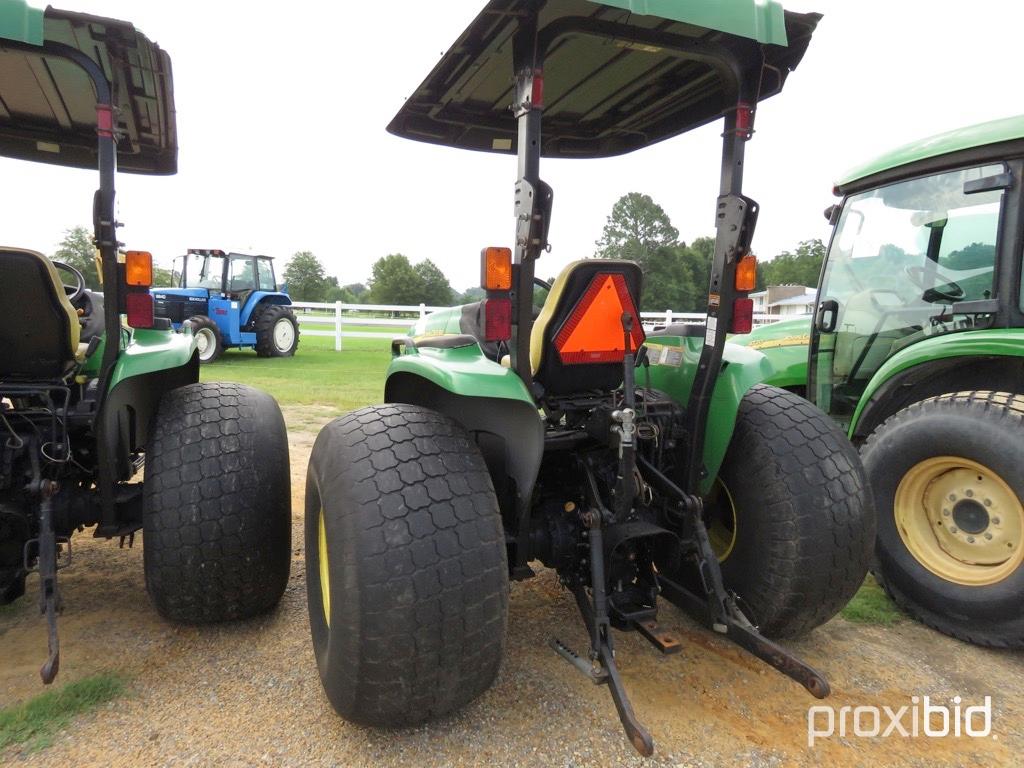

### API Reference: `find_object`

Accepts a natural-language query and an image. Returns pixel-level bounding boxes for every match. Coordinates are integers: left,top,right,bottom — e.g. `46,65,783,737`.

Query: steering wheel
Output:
50,260,87,304
534,277,552,291
904,265,964,302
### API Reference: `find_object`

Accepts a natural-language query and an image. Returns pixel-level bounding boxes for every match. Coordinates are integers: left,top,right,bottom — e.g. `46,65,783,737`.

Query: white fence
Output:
290,301,778,351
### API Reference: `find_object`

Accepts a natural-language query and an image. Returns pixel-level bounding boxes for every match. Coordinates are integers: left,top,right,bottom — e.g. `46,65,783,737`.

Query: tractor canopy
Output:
0,0,177,174
387,0,819,158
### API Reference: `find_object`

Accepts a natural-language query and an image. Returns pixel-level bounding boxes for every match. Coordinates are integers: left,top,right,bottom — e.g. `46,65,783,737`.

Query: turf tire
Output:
143,382,291,623
305,403,508,727
716,384,874,637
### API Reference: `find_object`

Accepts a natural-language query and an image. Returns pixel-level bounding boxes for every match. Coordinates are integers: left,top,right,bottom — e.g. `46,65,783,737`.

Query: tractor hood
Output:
0,1,177,174
387,0,819,158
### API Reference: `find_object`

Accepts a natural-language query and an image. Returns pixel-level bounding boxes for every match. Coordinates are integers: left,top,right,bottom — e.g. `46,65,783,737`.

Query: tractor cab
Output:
153,249,297,362
809,132,1018,430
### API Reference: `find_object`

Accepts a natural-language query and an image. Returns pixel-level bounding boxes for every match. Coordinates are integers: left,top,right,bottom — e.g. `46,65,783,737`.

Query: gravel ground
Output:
2,405,1022,767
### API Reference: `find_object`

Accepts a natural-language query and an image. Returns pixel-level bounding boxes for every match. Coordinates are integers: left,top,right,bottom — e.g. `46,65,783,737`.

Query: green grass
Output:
841,575,904,625
0,673,125,752
200,334,390,409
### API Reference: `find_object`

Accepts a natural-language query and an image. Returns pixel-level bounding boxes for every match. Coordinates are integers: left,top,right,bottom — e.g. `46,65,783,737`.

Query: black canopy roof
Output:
387,0,819,159
0,6,176,174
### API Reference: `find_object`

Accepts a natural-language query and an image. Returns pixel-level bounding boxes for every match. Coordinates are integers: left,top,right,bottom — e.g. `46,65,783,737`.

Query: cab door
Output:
808,164,1007,429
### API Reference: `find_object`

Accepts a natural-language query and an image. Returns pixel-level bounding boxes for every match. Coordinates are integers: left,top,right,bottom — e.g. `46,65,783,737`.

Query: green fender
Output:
107,327,198,390
730,316,811,390
851,328,1024,435
386,342,534,403
640,336,775,495
95,326,199,482
385,340,545,552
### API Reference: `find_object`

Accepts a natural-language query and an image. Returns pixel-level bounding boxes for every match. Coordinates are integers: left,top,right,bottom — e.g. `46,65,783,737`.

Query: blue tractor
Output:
152,249,300,363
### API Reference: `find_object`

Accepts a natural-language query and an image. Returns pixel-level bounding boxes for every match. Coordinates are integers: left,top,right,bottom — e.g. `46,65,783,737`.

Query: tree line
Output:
592,192,825,311
50,192,824,309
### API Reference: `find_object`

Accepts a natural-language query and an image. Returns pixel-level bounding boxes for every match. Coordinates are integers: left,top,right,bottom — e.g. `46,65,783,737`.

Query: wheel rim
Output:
273,317,295,352
707,478,738,562
318,506,331,627
195,328,215,361
894,456,1024,586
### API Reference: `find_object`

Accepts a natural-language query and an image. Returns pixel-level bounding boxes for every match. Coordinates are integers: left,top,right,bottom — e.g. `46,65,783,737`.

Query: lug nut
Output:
967,536,975,544
948,494,957,501
984,499,992,507
984,533,993,541
965,489,974,498
943,509,951,517
992,517,1001,526
950,527,958,534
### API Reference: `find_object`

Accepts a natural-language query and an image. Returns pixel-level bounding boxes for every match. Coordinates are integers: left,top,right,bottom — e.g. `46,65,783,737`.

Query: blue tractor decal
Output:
152,249,300,363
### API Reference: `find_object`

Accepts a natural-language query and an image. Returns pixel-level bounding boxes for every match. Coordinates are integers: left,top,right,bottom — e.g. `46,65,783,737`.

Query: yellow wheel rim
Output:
894,456,1024,587
707,478,738,563
318,506,331,627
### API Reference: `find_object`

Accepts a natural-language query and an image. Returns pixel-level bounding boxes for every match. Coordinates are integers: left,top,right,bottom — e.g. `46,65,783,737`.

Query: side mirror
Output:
823,204,841,226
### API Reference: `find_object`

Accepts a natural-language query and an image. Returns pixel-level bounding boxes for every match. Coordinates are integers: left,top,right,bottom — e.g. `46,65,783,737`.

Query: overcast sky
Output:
2,0,1022,291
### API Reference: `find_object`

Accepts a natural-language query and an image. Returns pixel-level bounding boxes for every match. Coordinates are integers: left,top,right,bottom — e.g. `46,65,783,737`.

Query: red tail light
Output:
730,298,754,334
484,298,512,342
531,72,544,108
126,292,154,329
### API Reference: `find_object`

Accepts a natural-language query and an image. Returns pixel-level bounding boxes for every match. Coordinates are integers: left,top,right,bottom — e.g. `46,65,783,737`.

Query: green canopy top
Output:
591,0,789,45
0,0,42,45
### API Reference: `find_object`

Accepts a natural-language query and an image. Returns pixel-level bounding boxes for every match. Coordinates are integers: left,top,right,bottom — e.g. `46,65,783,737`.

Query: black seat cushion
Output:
0,250,75,380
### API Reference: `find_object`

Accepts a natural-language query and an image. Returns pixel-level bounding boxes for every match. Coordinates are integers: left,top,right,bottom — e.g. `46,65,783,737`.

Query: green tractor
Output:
738,115,1024,648
0,3,291,683
305,0,873,755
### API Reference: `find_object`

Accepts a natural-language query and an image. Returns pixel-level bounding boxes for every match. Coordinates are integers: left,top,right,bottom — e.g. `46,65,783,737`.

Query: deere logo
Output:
746,334,810,350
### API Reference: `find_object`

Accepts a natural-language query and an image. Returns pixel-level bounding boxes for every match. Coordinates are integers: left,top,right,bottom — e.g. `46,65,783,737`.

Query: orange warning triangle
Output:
554,273,644,365
560,275,626,355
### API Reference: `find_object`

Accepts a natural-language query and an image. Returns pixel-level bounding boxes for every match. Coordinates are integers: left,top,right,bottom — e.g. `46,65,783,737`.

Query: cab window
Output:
257,259,276,291
229,257,256,292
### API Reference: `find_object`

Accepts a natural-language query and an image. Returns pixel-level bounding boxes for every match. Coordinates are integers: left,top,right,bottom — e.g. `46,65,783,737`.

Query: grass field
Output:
200,333,391,410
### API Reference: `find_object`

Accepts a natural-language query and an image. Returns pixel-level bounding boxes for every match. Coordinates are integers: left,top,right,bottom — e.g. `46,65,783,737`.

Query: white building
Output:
750,285,816,317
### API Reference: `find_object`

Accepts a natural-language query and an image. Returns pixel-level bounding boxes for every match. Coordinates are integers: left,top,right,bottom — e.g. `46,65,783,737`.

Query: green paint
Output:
78,325,195,387
590,0,789,45
0,0,43,45
644,336,774,494
850,327,1024,433
835,114,1024,192
731,317,811,389
106,327,196,391
387,343,534,404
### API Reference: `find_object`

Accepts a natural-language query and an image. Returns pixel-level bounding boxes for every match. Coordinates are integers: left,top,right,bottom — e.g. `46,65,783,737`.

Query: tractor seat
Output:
0,247,81,381
529,260,644,396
